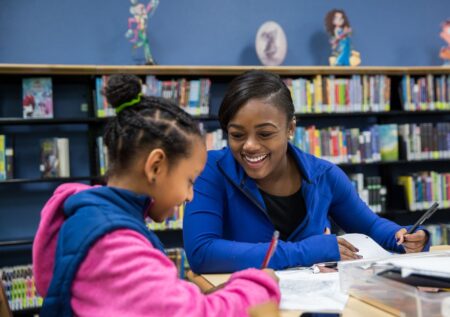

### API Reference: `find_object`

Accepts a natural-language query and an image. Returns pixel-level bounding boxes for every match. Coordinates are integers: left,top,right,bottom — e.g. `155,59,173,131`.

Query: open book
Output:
340,233,392,260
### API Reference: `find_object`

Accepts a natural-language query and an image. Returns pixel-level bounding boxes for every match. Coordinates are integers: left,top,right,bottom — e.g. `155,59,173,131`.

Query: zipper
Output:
217,163,272,222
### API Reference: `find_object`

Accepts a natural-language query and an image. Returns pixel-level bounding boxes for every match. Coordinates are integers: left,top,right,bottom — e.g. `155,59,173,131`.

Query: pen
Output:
407,202,439,234
261,230,279,269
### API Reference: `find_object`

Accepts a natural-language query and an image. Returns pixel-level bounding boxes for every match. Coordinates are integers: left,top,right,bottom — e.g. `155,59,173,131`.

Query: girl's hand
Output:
337,237,362,261
395,228,428,253
262,268,279,284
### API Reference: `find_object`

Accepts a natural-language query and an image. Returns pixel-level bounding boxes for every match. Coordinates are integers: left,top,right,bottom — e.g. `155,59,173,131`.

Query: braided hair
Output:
104,74,202,176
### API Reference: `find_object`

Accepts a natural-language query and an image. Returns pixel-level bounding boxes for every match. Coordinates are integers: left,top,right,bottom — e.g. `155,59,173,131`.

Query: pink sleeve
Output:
71,229,280,317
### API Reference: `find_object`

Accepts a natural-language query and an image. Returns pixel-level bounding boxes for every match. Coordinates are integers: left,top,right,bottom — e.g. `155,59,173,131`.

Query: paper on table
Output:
376,251,450,278
276,269,348,311
340,233,392,260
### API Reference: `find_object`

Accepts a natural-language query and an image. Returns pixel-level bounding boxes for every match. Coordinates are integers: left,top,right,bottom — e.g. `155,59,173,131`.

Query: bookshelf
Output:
0,64,449,314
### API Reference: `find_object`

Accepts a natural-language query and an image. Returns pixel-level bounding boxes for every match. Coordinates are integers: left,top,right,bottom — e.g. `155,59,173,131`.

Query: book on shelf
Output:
146,203,184,231
166,248,188,279
424,224,450,246
94,76,115,118
0,264,43,312
349,174,386,214
0,135,14,181
96,136,109,176
398,122,450,161
378,124,399,161
39,138,70,178
398,171,450,211
22,77,53,119
284,74,390,114
143,76,211,115
400,74,450,111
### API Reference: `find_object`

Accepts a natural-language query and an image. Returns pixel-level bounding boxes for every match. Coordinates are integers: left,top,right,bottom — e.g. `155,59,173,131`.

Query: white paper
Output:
376,251,450,278
340,233,392,260
276,269,348,311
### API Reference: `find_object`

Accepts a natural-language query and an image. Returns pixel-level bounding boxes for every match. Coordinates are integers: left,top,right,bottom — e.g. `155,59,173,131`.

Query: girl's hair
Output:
218,70,294,132
104,74,202,175
325,9,350,35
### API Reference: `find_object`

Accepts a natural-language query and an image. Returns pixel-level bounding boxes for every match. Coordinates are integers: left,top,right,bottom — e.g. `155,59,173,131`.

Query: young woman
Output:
33,74,280,316
184,70,429,273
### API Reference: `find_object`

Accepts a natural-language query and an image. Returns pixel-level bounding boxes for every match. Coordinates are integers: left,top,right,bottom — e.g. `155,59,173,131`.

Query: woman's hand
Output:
337,237,362,261
395,228,428,253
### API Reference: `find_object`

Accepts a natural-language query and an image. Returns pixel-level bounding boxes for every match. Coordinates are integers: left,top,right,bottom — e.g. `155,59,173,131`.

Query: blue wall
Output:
1,0,449,66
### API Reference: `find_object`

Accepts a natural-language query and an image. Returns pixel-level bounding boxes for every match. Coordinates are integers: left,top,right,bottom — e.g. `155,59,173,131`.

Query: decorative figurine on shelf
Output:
325,9,361,66
125,0,159,65
439,19,450,65
255,21,287,66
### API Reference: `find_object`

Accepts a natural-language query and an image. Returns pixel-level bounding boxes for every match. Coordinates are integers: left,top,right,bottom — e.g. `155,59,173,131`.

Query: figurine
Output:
125,0,159,65
325,9,360,66
439,19,450,65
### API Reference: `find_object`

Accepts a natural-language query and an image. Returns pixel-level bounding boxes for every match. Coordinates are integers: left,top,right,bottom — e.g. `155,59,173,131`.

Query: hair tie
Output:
115,93,143,114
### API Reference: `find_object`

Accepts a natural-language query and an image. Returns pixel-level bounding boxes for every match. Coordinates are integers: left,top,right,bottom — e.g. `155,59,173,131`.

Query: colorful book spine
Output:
0,265,43,312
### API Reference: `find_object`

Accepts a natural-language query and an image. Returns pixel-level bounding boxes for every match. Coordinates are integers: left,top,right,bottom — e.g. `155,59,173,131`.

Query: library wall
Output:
0,0,449,66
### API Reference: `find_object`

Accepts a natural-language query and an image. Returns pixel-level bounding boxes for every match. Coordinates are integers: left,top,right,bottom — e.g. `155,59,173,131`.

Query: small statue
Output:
439,19,450,65
325,9,360,66
125,0,159,65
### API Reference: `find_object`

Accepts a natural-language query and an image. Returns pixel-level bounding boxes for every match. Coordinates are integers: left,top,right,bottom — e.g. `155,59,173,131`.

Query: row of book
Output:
0,135,14,180
16,74,450,120
143,76,211,116
397,171,450,211
284,75,391,114
349,174,386,214
424,224,450,246
292,124,398,164
0,265,43,312
96,128,226,178
166,248,189,279
401,75,450,111
146,204,184,231
398,122,450,161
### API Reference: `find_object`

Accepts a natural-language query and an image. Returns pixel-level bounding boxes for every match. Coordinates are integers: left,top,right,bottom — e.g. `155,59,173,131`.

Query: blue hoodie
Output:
184,144,428,273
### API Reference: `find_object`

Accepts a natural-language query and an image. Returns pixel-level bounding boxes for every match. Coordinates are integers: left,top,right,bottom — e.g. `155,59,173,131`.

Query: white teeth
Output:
243,154,268,163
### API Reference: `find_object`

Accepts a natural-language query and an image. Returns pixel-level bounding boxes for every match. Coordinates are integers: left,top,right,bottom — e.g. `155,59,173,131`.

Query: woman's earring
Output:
151,177,156,183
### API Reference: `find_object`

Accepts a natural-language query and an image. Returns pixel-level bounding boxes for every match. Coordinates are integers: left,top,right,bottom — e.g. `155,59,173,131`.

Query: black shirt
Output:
259,187,307,240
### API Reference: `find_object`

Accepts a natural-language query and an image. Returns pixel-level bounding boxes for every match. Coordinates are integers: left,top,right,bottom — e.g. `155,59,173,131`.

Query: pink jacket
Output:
33,183,280,317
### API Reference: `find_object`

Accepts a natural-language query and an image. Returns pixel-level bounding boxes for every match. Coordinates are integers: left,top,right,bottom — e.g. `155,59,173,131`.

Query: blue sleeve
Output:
327,166,409,253
183,159,341,273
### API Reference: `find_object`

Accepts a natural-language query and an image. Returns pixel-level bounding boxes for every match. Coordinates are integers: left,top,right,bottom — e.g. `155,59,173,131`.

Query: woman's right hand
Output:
262,268,279,283
337,237,362,261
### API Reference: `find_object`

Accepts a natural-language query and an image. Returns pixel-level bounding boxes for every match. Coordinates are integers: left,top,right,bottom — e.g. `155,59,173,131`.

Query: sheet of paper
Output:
276,269,348,311
340,233,392,260
376,251,450,278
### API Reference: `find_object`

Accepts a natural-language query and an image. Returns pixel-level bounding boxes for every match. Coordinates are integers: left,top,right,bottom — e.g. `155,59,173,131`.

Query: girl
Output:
32,74,280,316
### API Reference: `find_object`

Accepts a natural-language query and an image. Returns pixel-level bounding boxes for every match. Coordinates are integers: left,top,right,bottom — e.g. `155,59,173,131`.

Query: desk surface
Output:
202,274,396,317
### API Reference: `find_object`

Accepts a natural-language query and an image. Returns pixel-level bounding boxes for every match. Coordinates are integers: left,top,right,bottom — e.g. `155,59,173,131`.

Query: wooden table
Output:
203,274,396,317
